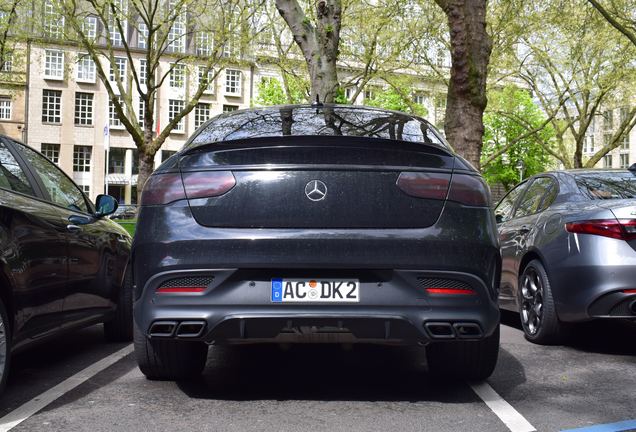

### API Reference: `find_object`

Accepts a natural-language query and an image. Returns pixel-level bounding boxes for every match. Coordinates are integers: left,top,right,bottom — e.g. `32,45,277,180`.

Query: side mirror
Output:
95,194,118,217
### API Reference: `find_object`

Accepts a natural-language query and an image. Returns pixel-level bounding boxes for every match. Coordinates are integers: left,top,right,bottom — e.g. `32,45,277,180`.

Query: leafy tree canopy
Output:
481,86,555,190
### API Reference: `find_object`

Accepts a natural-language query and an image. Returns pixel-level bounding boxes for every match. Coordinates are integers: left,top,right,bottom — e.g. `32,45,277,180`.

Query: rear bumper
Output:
132,200,501,344
549,235,636,321
133,269,500,345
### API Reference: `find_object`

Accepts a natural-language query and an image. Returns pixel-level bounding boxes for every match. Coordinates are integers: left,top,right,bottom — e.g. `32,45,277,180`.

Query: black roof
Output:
185,104,449,150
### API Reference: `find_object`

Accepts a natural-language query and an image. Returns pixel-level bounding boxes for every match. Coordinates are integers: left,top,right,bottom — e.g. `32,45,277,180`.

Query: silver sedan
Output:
495,167,636,344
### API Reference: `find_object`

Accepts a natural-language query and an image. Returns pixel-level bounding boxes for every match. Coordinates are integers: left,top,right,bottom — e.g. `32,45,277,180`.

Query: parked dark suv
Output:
0,137,133,394
133,105,501,381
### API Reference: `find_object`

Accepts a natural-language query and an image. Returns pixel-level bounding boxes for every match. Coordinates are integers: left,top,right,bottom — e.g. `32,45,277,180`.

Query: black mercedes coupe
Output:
133,105,501,381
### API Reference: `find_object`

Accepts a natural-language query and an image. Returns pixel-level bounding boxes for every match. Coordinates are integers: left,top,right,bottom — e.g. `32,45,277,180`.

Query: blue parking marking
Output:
271,278,283,302
561,419,636,432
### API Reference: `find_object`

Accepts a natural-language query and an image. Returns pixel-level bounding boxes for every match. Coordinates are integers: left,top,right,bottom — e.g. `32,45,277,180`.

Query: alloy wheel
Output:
520,267,544,335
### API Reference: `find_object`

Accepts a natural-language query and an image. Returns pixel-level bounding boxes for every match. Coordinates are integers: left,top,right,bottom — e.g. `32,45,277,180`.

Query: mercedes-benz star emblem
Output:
305,180,327,201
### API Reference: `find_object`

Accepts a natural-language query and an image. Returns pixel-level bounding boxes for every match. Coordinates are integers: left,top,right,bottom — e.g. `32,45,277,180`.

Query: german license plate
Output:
271,279,360,303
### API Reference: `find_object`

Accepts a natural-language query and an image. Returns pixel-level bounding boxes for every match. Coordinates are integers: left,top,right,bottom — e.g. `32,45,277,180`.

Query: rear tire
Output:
0,298,10,396
426,324,499,381
134,323,208,380
518,260,565,345
104,266,133,342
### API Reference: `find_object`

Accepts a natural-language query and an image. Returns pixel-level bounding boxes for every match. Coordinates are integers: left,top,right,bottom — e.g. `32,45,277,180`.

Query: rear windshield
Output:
575,172,636,200
186,105,449,149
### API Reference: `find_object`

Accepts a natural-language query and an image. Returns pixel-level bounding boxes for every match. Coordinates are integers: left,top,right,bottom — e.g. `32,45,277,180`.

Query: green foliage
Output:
116,220,137,236
334,87,348,104
365,86,427,117
255,76,308,106
481,86,555,190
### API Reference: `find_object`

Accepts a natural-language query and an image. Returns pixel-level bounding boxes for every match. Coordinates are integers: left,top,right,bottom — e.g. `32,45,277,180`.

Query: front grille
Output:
158,276,215,289
416,277,472,291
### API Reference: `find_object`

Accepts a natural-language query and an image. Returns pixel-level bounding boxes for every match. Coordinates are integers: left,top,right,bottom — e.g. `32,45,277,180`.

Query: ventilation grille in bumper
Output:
158,276,215,289
417,277,472,291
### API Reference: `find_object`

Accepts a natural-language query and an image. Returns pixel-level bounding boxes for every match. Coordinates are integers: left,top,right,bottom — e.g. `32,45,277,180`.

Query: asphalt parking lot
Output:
0,313,634,432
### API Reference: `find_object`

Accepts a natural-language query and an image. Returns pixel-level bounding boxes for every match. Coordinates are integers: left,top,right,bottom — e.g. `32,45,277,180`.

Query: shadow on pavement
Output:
501,309,636,355
0,325,132,416
178,342,527,403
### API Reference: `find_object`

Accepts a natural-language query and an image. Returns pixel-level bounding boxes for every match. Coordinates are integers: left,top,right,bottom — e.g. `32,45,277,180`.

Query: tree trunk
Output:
137,151,155,204
435,0,492,170
276,0,341,103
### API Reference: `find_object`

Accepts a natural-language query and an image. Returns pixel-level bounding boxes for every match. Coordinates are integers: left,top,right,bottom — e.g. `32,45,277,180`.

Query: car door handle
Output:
66,224,81,233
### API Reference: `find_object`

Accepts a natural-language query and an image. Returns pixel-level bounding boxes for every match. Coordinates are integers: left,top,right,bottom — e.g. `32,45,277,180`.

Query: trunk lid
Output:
179,138,455,229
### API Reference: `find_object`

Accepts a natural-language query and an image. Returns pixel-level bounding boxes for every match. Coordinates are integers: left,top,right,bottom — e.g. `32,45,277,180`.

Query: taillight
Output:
140,171,236,206
565,219,636,241
182,171,236,199
140,173,186,206
396,172,451,200
447,174,491,207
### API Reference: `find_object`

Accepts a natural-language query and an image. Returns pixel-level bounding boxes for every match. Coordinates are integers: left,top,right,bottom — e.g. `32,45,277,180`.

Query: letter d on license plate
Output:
271,279,359,303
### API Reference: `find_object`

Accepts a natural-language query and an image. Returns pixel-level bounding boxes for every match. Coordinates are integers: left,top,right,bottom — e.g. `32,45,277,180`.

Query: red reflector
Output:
426,288,477,295
140,173,186,206
396,172,451,200
447,174,491,207
156,287,206,293
624,289,636,294
183,171,236,199
565,219,636,241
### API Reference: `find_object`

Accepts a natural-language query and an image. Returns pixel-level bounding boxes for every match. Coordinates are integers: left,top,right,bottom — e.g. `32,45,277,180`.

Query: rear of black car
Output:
132,105,501,381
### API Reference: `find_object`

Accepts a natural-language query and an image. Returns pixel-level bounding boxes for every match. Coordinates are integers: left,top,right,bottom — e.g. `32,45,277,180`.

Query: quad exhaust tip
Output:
148,320,206,338
424,322,483,339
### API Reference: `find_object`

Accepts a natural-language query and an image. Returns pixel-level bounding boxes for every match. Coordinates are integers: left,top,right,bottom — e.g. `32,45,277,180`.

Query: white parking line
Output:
0,344,133,432
470,381,536,432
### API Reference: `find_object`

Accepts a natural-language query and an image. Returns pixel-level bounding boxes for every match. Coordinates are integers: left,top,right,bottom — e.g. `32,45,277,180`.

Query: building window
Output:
73,145,92,172
138,98,146,127
44,50,64,80
413,93,426,106
81,184,90,195
344,86,355,101
194,103,210,129
0,98,11,120
137,22,148,49
620,134,630,150
198,66,214,93
620,154,630,169
42,89,62,123
109,97,122,127
364,88,376,102
169,63,185,88
162,150,176,162
603,154,613,168
108,148,126,174
139,59,147,85
436,48,446,68
74,92,93,126
223,104,238,113
167,1,185,53
109,57,127,84
43,0,64,39
41,143,60,164
222,35,239,58
603,110,614,130
225,69,241,96
108,0,127,47
168,99,185,132
1,53,12,72
76,54,96,83
196,32,212,56
82,16,97,39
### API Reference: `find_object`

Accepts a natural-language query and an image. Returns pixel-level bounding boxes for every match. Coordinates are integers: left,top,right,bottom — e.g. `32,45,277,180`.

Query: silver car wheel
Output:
521,267,544,336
